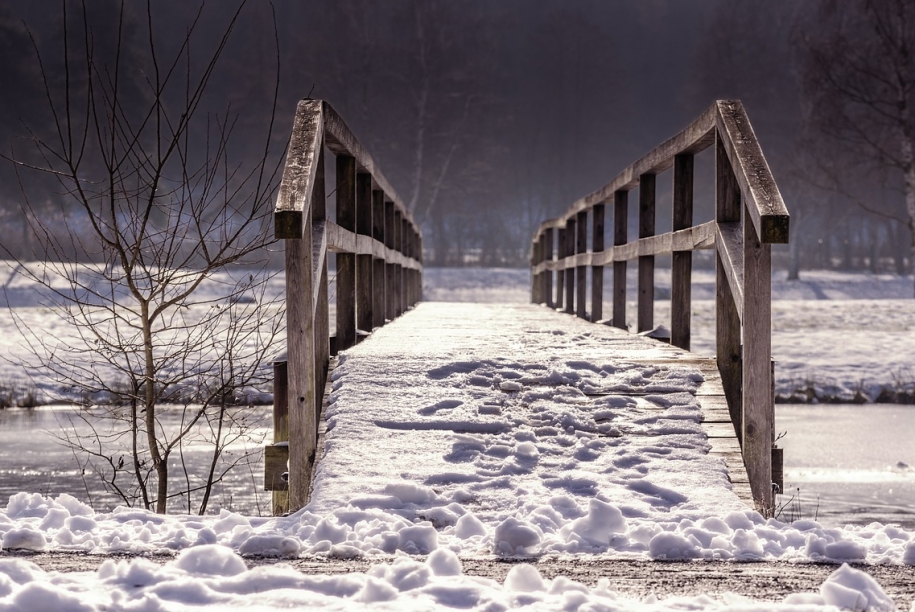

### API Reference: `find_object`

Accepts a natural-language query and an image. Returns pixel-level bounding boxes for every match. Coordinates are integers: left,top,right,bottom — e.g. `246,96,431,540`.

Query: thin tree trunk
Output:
142,304,168,514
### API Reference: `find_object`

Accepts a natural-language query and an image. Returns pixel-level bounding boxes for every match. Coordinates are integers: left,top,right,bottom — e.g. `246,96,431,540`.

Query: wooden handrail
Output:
529,100,788,515
271,99,423,513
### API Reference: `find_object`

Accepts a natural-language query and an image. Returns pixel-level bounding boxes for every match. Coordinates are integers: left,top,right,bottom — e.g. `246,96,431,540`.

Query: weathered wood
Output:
716,222,745,316
564,218,575,314
372,190,386,329
671,154,693,350
716,131,743,450
356,173,373,335
544,228,555,308
591,204,605,321
576,210,588,319
400,215,409,315
269,361,289,512
556,228,566,309
275,100,324,239
613,190,628,330
311,146,330,450
715,101,790,244
335,155,357,352
638,173,655,332
393,210,403,317
264,444,290,492
742,212,773,512
385,201,396,321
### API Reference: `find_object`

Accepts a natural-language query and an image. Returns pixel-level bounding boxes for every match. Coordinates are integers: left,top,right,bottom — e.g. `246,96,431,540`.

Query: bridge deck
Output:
308,302,752,552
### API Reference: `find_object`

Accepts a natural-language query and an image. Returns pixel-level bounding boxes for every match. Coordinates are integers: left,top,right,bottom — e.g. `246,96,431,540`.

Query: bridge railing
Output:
270,99,423,513
529,100,789,514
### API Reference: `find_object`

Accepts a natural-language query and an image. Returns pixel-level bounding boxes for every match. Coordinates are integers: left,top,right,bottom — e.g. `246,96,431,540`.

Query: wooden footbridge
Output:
266,99,789,517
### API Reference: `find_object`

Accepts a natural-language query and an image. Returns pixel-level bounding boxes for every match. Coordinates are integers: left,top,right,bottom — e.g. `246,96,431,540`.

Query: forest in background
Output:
1,0,913,277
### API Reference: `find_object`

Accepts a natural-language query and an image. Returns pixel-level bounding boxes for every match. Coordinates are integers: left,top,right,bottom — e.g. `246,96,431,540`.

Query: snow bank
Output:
0,547,901,611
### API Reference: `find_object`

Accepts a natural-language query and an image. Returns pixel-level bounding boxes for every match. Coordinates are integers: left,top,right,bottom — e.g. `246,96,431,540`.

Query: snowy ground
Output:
2,264,915,609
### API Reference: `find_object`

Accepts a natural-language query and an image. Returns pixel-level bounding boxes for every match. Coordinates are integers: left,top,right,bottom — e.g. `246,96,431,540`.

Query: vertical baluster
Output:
544,228,555,308
556,227,566,309
394,210,403,317
671,154,694,350
385,201,396,321
637,173,656,332
371,190,386,329
591,204,605,321
564,217,575,314
335,155,357,351
576,210,588,319
612,190,628,330
356,173,373,340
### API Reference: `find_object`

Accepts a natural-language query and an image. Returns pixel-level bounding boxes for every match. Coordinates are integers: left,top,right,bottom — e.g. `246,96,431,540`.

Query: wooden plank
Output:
613,190,628,330
275,100,324,239
564,217,575,314
576,210,588,319
591,204,605,321
703,422,740,438
384,201,396,322
400,215,409,315
356,174,373,335
638,173,655,332
264,444,290,492
312,147,330,447
545,228,555,308
555,228,565,309
716,222,745,316
715,101,789,244
394,210,404,317
742,212,774,513
335,155,357,352
270,361,289,513
671,153,693,350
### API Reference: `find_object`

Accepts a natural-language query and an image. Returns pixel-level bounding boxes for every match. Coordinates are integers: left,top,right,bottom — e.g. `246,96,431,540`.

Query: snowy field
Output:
2,263,915,610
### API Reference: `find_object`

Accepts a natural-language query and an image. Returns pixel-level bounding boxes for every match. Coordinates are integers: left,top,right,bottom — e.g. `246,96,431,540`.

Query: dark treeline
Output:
1,0,913,278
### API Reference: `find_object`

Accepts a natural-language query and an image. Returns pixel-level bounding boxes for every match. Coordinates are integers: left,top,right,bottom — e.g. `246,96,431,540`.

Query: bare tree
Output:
801,0,915,291
3,0,285,514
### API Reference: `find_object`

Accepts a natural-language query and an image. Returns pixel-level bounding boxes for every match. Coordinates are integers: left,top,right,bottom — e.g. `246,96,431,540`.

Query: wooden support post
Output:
591,204,605,321
270,360,289,515
371,190,386,329
385,201,396,321
613,190,628,330
400,215,409,315
743,204,774,513
285,148,322,511
564,217,575,314
335,155,357,351
716,131,743,439
312,145,329,440
638,173,655,332
556,228,566,309
531,235,540,303
356,174,373,338
576,210,588,320
544,228,555,308
671,154,694,350
393,210,403,317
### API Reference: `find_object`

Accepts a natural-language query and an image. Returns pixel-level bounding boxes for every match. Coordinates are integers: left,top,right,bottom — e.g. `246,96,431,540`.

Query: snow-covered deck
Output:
308,302,751,555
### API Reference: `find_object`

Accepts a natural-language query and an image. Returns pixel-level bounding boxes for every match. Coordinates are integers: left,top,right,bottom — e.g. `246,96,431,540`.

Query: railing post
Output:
613,190,628,330
385,201,396,321
336,155,357,351
556,227,566,309
743,199,774,514
591,204,605,321
371,190,387,329
356,173,373,339
271,361,289,515
637,173,656,332
544,228,555,308
531,234,541,303
671,154,694,350
394,210,404,317
312,144,329,438
564,217,575,314
715,132,743,435
576,210,588,319
400,215,409,315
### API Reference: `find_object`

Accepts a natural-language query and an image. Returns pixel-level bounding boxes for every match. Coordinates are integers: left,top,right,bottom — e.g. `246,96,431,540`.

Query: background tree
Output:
4,0,285,514
801,0,915,291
